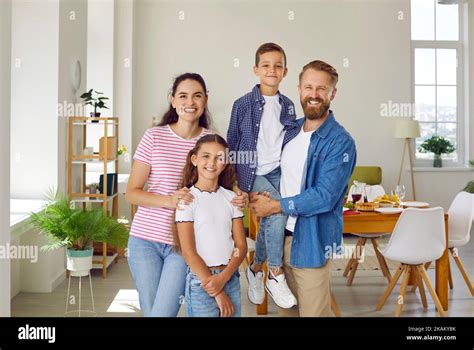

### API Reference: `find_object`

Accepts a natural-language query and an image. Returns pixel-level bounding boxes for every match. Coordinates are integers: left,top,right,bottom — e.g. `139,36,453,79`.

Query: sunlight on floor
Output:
107,289,140,313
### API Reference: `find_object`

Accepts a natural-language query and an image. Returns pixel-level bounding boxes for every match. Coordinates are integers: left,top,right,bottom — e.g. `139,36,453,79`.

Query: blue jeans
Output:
127,235,187,317
252,167,288,269
185,269,241,317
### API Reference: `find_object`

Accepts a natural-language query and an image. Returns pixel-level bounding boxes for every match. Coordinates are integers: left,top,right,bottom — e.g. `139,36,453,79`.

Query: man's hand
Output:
231,188,249,210
250,193,282,217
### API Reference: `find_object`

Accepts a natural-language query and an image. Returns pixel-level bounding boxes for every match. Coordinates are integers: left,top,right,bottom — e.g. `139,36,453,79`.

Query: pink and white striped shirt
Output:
130,124,212,244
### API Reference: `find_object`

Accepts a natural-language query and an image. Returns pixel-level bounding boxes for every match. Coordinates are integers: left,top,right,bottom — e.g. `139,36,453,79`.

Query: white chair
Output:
446,191,474,296
344,185,392,285
376,207,446,317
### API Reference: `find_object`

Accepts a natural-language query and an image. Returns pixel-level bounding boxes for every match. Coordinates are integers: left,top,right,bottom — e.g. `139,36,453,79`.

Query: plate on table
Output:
401,201,429,208
354,202,379,212
375,207,403,214
343,207,349,212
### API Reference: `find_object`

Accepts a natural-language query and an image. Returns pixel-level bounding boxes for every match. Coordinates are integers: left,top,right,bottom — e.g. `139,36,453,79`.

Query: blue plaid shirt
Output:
227,85,300,192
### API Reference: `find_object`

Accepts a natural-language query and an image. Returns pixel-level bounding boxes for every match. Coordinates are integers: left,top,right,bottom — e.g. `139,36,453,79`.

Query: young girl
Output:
175,134,247,317
126,73,248,317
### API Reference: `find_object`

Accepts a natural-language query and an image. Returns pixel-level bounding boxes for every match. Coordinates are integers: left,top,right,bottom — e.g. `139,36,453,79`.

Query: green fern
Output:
462,181,474,194
29,190,129,251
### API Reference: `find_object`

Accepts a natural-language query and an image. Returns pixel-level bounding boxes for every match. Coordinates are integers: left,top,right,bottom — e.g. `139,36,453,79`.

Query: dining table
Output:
343,210,449,311
249,207,450,315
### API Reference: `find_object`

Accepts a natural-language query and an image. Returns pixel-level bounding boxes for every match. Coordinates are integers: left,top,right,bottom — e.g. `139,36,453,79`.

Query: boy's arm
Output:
279,136,357,217
226,100,241,152
176,222,212,281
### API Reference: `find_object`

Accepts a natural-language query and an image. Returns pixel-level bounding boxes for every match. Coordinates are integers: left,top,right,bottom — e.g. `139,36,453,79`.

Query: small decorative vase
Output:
433,154,442,168
90,112,101,123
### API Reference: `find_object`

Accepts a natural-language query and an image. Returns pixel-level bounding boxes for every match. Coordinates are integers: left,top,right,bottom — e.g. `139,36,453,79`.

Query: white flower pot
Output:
67,248,93,277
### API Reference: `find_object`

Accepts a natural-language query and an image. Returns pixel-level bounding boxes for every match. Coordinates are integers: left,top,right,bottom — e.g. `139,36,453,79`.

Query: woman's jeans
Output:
185,269,241,317
252,166,288,269
127,235,187,317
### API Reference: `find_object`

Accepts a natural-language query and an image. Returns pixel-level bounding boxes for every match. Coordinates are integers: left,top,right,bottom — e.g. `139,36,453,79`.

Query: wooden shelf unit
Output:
67,116,120,278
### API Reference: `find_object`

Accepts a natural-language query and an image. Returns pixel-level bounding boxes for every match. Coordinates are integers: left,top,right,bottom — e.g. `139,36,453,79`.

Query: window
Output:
411,0,465,166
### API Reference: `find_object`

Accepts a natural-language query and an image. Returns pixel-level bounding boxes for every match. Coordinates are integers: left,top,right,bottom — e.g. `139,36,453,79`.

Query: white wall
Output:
58,0,89,193
132,0,474,210
114,0,133,175
10,0,89,297
10,0,60,199
86,0,115,152
0,0,12,317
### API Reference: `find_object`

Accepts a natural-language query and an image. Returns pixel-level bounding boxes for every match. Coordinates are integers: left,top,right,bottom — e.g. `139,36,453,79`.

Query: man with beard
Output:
250,60,357,316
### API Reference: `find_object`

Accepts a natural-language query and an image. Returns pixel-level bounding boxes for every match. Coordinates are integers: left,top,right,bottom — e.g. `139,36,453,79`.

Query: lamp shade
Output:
394,120,420,139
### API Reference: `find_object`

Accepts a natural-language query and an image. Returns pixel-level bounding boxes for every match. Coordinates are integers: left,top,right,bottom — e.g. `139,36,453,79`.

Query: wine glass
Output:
395,185,406,203
351,182,363,203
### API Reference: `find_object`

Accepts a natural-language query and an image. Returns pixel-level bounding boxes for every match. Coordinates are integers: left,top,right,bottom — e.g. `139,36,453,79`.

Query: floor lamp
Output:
394,120,420,201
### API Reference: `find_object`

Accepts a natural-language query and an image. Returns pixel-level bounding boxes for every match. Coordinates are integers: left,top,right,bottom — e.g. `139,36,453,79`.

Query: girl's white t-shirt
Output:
175,186,244,267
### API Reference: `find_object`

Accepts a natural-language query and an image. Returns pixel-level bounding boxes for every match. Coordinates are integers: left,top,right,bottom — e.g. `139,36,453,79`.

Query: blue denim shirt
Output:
227,85,300,192
279,113,357,269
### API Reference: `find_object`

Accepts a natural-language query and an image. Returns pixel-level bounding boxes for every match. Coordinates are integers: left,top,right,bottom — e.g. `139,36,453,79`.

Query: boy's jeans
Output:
185,269,241,317
252,166,288,269
127,235,187,317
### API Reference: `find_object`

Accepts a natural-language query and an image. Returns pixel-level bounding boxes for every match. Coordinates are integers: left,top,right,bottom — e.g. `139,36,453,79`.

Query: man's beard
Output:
301,97,330,120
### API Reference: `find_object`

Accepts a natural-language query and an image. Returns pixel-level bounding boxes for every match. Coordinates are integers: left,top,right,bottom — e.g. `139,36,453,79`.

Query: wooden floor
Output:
11,243,474,317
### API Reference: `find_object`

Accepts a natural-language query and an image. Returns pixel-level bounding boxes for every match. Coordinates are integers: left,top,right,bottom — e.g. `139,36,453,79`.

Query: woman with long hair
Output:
125,73,248,317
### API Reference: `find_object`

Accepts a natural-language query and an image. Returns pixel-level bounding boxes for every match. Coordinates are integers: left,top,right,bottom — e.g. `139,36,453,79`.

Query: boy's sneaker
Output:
246,266,265,305
265,272,297,309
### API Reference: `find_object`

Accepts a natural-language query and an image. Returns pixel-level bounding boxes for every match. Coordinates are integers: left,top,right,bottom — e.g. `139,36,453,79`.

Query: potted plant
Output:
29,191,129,277
463,181,474,194
418,136,456,168
80,89,109,122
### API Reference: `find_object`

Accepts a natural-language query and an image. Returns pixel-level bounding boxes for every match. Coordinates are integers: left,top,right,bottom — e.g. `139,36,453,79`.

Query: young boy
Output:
227,43,299,309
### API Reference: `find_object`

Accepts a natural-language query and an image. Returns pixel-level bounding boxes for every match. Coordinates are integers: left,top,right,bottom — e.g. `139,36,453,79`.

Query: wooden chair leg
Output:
331,292,341,317
343,237,364,277
411,265,428,309
412,261,434,293
342,257,355,277
347,238,367,286
447,255,454,290
450,248,474,296
371,238,392,283
376,264,405,311
417,265,446,317
395,265,411,317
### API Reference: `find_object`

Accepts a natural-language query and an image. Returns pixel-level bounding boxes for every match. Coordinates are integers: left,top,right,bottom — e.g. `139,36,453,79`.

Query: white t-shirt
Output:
280,127,313,232
255,94,285,175
175,186,244,267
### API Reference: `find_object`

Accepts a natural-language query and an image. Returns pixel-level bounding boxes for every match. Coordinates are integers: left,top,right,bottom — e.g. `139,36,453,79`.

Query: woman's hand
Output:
215,291,234,317
170,187,194,209
201,274,226,297
231,189,249,210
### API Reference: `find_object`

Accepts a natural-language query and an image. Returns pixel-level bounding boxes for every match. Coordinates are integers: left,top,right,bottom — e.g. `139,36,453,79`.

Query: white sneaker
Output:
265,272,297,309
246,266,265,305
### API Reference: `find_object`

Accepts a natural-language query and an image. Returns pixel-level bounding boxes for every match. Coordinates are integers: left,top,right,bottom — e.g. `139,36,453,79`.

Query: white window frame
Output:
411,1,467,167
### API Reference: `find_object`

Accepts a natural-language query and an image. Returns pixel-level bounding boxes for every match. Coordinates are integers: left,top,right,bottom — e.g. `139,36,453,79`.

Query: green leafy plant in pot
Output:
418,135,455,168
80,89,109,122
29,190,129,277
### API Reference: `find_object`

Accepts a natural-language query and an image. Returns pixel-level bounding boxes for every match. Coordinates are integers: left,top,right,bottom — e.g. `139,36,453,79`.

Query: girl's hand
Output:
231,189,249,210
215,291,234,317
201,274,226,297
170,187,194,209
